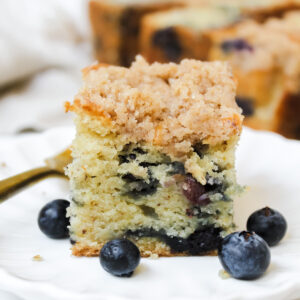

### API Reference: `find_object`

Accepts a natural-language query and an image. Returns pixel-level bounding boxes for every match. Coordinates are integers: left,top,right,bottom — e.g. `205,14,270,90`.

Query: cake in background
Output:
139,0,300,65
265,10,300,41
89,0,300,67
198,0,300,21
140,6,242,63
88,0,300,140
208,11,300,140
65,56,243,257
89,0,184,66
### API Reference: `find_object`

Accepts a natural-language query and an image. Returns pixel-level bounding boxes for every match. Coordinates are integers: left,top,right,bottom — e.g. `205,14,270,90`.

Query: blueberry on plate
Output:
38,199,70,239
100,239,140,277
218,231,270,280
247,207,287,246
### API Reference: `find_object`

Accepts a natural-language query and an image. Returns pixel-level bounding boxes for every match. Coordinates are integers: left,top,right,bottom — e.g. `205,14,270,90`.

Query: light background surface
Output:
0,0,92,134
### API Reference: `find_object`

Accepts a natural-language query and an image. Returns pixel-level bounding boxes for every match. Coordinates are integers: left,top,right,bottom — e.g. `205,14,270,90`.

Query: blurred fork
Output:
0,148,72,202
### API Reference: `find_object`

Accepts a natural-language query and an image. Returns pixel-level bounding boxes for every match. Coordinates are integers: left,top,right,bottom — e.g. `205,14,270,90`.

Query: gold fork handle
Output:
0,167,62,203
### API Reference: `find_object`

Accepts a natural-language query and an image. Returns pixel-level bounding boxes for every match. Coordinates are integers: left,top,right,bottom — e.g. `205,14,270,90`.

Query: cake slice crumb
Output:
32,255,43,261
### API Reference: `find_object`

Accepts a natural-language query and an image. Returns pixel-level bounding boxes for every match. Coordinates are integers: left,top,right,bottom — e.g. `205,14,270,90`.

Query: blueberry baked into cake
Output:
65,56,243,257
208,12,300,139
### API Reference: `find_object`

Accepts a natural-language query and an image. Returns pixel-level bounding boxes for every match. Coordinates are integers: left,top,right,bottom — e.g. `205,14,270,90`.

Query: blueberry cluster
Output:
218,206,287,280
182,175,211,206
119,146,186,199
119,147,159,198
37,197,287,281
182,173,228,208
182,143,229,208
121,172,159,198
126,226,222,255
119,143,229,226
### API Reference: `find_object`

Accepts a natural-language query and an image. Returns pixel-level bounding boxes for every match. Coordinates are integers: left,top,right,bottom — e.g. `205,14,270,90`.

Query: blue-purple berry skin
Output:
100,239,140,277
247,207,287,246
218,231,271,280
38,199,70,239
182,175,210,206
221,39,253,53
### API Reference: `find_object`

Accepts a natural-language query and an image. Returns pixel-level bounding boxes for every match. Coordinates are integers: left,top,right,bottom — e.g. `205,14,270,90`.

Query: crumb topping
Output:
32,255,43,261
71,56,242,156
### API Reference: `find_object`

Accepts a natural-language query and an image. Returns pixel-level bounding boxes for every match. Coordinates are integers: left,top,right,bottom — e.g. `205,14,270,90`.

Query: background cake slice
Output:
197,0,300,21
208,12,300,139
89,0,183,66
140,5,242,63
66,56,243,257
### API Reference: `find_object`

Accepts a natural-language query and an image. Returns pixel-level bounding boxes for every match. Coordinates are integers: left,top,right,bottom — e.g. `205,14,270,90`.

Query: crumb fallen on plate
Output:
16,127,41,134
32,255,44,261
219,269,231,279
150,253,159,259
0,162,7,168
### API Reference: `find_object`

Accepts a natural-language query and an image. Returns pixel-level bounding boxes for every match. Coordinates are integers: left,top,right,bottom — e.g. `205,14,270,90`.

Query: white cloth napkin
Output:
0,0,94,134
0,0,91,87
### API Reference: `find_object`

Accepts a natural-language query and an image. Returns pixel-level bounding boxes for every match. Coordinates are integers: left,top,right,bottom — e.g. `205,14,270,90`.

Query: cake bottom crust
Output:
71,238,218,258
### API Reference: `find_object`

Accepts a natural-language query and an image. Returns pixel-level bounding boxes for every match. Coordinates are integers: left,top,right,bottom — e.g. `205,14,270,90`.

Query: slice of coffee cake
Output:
66,56,243,257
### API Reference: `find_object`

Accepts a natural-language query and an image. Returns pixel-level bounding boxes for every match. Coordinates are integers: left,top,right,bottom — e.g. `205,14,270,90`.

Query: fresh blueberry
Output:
218,231,270,280
100,239,140,277
247,207,287,246
38,199,70,239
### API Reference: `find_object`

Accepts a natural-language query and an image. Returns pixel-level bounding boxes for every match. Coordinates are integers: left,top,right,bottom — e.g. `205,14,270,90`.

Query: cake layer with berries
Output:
208,12,300,140
66,56,243,257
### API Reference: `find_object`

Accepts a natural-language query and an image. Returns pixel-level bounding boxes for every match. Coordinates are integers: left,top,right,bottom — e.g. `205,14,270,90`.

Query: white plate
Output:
0,127,299,300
